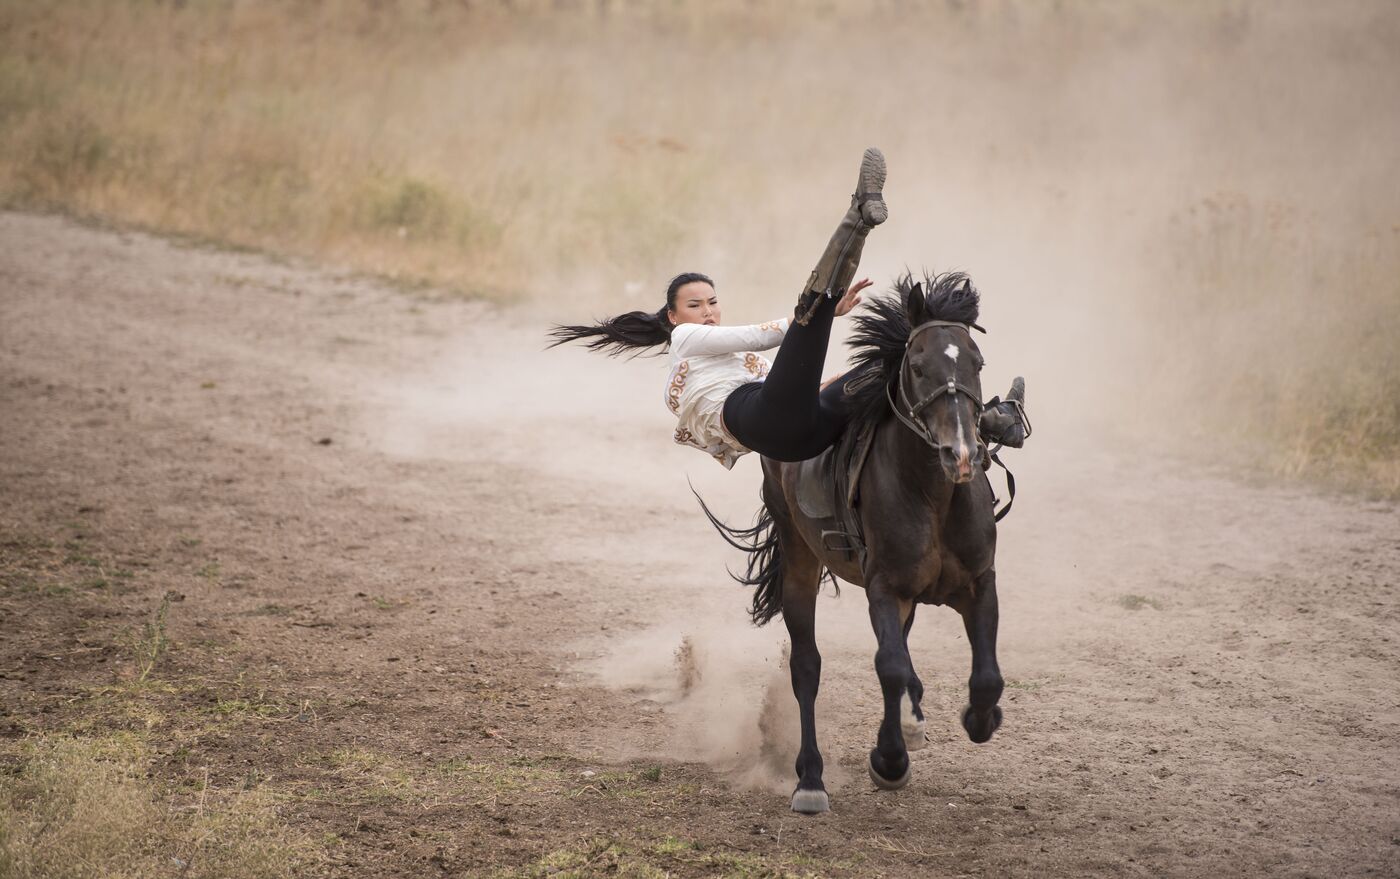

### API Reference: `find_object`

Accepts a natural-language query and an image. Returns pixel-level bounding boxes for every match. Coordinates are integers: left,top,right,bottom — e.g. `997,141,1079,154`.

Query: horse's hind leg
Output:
956,568,1005,743
781,541,829,814
867,580,915,789
900,606,928,751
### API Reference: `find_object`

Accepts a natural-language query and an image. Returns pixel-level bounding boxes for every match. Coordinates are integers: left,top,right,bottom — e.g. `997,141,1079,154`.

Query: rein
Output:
886,320,1017,522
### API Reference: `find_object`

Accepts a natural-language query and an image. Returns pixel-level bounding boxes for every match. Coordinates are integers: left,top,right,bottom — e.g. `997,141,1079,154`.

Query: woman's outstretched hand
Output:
835,278,873,318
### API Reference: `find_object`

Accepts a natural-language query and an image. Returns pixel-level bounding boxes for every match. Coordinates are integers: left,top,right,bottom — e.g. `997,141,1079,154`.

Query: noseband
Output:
886,320,986,458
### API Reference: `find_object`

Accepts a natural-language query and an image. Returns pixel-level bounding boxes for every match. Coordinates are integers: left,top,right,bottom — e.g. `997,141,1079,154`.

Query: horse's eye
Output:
911,364,924,377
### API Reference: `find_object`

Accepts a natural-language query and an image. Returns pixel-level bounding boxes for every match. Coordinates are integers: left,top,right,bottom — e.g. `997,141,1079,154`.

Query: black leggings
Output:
721,295,855,462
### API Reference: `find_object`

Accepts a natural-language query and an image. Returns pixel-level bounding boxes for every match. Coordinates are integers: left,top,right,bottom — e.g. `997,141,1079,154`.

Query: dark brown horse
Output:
700,273,1006,814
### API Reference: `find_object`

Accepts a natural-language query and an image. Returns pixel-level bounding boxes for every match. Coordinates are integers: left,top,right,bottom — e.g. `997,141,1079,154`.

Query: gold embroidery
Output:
742,353,770,378
757,320,782,333
673,427,696,446
666,361,689,414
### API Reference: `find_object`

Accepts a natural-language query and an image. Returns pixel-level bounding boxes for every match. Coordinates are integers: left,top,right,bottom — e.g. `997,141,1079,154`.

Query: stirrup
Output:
979,378,1031,449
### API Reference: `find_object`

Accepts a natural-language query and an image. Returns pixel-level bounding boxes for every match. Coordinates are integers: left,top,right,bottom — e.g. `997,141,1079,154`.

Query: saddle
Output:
794,418,879,562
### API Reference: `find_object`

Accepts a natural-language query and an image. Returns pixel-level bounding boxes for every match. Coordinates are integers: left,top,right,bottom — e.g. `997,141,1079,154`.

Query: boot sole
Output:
857,148,888,226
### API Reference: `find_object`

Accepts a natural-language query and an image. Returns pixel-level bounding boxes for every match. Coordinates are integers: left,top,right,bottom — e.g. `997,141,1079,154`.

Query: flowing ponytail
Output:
547,272,713,357
547,306,673,356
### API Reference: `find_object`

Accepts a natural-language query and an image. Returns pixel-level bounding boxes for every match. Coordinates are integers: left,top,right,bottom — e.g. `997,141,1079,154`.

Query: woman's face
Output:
667,281,721,327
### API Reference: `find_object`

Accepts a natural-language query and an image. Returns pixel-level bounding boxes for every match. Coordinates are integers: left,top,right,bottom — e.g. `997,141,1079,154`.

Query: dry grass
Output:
498,834,838,879
0,0,1396,493
1140,195,1400,496
0,0,837,299
0,736,315,879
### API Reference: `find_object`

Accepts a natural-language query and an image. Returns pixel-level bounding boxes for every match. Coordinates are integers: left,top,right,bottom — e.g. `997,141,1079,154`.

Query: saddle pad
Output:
795,445,839,520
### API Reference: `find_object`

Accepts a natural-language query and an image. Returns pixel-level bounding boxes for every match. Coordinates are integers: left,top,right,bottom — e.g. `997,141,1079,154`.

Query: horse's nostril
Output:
938,446,973,482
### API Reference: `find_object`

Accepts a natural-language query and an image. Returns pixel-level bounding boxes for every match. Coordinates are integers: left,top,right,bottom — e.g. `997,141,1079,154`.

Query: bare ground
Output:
1,212,1398,877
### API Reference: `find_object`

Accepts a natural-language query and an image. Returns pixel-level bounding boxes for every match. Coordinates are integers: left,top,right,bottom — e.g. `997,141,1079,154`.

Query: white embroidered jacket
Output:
664,318,789,469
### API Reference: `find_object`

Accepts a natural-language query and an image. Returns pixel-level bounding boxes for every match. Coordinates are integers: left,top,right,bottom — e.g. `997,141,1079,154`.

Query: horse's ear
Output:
905,281,926,325
959,277,973,295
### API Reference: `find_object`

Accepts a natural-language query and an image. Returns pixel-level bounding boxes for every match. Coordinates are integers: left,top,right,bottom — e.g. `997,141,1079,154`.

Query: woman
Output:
550,148,1027,469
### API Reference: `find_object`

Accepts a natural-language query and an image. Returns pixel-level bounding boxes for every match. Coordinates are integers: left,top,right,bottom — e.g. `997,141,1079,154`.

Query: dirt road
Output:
2,212,1397,877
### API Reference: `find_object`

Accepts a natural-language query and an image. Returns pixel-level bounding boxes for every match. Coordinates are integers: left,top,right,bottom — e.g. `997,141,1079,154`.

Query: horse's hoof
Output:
790,787,830,814
901,694,928,752
960,704,1003,744
867,750,912,790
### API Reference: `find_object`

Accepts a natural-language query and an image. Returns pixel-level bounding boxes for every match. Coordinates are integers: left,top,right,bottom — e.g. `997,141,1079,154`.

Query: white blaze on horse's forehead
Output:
944,343,960,361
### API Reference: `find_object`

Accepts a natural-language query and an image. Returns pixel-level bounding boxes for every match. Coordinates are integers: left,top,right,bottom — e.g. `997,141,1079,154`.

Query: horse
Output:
699,272,1006,814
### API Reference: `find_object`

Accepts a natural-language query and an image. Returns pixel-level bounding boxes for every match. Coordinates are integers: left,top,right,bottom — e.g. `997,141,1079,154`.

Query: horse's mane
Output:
843,270,981,435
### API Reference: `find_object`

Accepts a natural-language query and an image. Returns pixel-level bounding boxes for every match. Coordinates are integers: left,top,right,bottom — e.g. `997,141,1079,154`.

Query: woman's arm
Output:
671,319,789,358
669,280,869,358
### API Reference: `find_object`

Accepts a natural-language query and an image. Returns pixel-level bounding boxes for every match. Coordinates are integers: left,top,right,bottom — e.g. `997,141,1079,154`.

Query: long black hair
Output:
547,272,713,356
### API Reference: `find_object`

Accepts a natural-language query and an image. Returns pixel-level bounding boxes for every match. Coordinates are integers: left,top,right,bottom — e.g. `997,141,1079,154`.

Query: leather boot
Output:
979,376,1031,448
794,148,887,325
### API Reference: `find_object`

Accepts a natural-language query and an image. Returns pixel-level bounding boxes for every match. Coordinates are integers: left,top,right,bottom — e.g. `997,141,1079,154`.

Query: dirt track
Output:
2,211,1398,877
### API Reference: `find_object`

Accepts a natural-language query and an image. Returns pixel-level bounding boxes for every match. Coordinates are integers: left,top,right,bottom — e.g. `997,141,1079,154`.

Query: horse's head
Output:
896,278,986,484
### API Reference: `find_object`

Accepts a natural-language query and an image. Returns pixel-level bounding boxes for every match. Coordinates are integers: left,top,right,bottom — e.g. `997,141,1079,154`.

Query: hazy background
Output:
1,0,1396,493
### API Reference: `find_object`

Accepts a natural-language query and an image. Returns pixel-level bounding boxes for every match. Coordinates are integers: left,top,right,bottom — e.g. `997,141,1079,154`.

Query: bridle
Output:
885,318,1020,521
886,320,985,457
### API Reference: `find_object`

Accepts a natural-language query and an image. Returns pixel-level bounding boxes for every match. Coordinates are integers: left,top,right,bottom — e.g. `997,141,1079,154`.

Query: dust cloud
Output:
582,625,801,793
351,0,1399,784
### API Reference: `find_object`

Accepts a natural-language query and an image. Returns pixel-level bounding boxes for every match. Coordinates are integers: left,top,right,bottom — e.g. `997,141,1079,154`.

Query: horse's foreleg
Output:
958,568,1004,744
782,554,828,814
900,605,928,751
867,584,914,789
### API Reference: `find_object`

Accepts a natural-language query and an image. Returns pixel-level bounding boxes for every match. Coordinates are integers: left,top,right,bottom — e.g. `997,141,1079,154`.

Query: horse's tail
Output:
691,486,786,626
691,484,840,627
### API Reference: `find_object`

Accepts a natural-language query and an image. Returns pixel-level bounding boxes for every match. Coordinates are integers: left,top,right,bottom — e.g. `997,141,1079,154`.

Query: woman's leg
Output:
725,352,867,461
722,147,887,461
794,148,887,326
